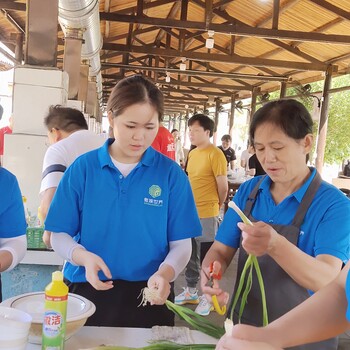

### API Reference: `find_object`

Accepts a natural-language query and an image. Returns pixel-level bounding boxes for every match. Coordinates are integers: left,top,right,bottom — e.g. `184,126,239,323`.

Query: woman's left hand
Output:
237,221,279,256
147,274,171,305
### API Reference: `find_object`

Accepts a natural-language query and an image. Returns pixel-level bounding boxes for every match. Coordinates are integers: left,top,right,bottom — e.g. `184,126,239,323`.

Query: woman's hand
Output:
147,273,171,305
237,221,279,256
42,230,52,249
72,248,113,291
200,261,229,307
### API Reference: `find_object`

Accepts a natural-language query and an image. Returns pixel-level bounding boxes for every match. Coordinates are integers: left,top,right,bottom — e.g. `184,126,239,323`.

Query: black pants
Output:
65,279,175,327
200,241,213,264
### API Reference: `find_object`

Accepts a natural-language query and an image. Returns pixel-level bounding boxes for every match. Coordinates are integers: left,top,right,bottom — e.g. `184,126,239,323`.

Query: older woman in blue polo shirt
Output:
201,99,350,350
45,75,202,327
0,167,27,301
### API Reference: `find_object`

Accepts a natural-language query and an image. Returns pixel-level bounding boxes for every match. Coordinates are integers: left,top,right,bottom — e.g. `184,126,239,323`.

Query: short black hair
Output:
221,134,232,142
188,114,215,137
249,99,313,142
171,128,178,133
44,105,88,132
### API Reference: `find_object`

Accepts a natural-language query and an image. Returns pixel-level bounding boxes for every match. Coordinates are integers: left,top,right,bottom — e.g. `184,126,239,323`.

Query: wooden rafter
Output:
99,12,350,44
102,43,328,71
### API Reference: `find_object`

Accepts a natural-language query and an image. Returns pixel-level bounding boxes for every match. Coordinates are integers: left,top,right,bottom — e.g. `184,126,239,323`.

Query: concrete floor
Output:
173,252,350,349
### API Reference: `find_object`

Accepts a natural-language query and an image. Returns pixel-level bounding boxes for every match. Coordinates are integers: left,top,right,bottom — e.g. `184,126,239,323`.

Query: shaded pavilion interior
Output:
0,0,350,170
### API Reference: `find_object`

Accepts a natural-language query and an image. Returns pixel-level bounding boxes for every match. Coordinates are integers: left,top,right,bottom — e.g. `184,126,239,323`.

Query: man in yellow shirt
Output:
175,114,228,316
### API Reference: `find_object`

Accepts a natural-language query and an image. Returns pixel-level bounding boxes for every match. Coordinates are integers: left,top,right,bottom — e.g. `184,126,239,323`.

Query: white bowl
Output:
1,292,95,344
0,305,32,349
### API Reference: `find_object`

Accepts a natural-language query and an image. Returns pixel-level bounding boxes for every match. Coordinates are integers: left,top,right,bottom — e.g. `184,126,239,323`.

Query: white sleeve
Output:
160,238,192,282
51,232,86,266
40,145,67,194
0,235,27,272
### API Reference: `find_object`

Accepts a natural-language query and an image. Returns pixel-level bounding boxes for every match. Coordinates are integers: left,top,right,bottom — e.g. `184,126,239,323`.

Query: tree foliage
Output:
285,75,350,165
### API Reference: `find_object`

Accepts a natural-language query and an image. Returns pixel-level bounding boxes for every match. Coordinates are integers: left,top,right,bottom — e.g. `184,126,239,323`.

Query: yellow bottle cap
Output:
52,271,64,282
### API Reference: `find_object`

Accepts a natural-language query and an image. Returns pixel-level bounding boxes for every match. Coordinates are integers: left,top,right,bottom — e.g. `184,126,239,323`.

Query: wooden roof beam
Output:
157,79,250,91
101,63,289,81
161,87,231,97
99,12,350,45
309,0,350,21
206,1,325,64
102,43,328,71
0,1,26,11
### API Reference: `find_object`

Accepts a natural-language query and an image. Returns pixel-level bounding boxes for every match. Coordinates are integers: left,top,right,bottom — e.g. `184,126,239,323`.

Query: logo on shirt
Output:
149,185,161,198
144,185,163,207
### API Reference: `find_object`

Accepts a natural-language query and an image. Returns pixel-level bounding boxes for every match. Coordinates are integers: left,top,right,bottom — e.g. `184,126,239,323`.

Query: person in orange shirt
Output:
152,125,175,160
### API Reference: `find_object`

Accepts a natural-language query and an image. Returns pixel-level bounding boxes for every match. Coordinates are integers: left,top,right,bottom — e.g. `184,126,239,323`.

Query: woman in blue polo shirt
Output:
45,75,202,327
201,99,350,350
0,167,27,301
215,261,350,350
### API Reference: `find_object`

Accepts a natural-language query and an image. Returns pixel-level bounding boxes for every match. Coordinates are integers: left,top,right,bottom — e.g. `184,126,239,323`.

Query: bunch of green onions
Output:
228,201,268,326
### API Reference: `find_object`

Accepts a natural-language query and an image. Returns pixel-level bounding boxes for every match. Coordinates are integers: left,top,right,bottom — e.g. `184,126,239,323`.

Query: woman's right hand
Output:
72,248,114,290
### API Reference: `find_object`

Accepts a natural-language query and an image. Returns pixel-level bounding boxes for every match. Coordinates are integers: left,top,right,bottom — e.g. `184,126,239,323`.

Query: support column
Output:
213,98,221,145
280,81,287,98
178,113,183,133
25,0,58,66
249,87,260,124
78,61,90,106
14,32,24,62
63,28,84,100
315,66,333,173
184,110,189,148
229,94,236,137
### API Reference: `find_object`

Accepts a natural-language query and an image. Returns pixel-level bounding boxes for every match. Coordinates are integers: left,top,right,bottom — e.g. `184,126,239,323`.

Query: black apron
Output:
65,278,175,328
232,171,338,350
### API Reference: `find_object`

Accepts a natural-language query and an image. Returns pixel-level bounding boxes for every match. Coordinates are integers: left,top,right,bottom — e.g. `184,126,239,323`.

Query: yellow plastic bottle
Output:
42,271,69,350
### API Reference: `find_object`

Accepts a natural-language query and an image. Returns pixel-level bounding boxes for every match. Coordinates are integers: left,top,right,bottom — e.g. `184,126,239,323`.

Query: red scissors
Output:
205,262,226,315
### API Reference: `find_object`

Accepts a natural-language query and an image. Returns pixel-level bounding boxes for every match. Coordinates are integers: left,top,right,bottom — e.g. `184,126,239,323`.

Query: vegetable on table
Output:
84,343,216,350
140,288,224,340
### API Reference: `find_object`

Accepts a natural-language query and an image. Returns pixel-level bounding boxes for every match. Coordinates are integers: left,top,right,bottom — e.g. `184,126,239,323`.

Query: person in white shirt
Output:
39,105,105,247
171,128,185,167
240,142,254,172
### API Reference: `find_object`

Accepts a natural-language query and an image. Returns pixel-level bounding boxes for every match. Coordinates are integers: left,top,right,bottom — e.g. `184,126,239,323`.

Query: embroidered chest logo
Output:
144,185,163,207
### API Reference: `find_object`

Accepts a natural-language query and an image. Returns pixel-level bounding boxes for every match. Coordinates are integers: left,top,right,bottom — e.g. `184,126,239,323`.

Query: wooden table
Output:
224,177,246,213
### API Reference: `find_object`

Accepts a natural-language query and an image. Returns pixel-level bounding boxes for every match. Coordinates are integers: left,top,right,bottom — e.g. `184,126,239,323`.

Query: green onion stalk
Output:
227,201,268,326
85,343,216,350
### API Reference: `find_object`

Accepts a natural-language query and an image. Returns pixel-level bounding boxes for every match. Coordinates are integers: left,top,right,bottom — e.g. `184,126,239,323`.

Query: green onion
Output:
165,300,225,339
85,343,216,350
228,201,269,326
140,288,224,340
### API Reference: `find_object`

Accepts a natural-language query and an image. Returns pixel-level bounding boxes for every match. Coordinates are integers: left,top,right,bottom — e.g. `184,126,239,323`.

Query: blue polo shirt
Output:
217,168,350,262
45,139,202,283
0,167,27,237
346,270,350,322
